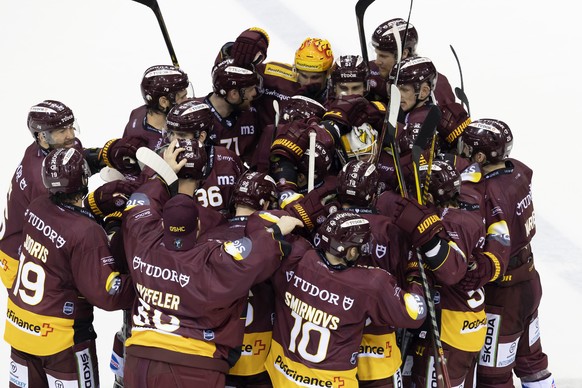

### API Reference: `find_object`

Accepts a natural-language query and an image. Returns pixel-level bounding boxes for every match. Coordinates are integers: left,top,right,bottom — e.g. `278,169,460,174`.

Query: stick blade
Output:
136,147,178,186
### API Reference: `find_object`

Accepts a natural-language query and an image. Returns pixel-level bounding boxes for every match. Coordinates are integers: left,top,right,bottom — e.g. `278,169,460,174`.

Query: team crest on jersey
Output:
375,244,387,258
203,329,215,341
343,296,354,311
286,271,294,282
63,302,74,315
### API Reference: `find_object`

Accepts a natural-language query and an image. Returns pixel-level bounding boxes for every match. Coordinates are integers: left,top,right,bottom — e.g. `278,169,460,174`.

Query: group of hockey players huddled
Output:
0,17,555,388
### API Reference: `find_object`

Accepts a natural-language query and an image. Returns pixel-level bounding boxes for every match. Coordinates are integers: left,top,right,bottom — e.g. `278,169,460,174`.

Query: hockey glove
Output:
323,96,370,133
85,180,137,218
458,253,501,291
99,136,149,175
231,27,270,66
284,181,339,231
392,196,444,248
439,102,471,146
270,120,311,164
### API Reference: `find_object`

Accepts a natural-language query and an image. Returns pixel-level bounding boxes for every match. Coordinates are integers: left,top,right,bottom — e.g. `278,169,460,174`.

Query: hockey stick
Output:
307,130,317,192
355,0,375,64
449,45,470,117
410,105,452,388
136,146,179,196
132,0,180,68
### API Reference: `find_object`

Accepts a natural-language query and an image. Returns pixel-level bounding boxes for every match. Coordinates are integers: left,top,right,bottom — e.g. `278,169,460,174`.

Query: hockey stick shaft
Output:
132,0,180,68
307,130,317,193
355,0,375,64
449,45,470,116
410,105,452,388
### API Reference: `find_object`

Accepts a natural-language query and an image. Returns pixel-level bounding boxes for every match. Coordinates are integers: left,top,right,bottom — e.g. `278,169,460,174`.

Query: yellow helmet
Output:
294,38,334,73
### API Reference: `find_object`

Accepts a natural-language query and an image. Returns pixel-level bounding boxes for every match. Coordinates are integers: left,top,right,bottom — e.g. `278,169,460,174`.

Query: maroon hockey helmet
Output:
313,211,371,262
328,55,370,95
371,18,418,55
140,65,190,110
280,95,326,124
397,121,422,154
166,100,213,139
389,57,437,92
176,139,207,180
461,119,513,163
42,148,91,195
233,171,277,210
27,100,75,138
212,59,262,97
337,160,379,207
419,160,462,204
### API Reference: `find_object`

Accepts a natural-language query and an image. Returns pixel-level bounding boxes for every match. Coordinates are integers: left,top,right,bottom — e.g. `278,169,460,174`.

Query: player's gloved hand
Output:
270,120,311,164
438,102,470,146
99,136,149,175
285,183,339,231
231,27,269,66
278,190,304,210
458,255,499,291
392,196,443,248
322,96,370,134
85,180,137,218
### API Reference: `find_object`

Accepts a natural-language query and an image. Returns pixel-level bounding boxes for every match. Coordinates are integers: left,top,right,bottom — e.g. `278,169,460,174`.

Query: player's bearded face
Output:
43,125,77,149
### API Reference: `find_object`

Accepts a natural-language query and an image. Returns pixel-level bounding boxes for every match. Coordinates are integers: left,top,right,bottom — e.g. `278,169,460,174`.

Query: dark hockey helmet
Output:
212,59,262,97
337,160,379,206
371,18,418,55
233,171,277,210
313,211,371,261
461,119,513,163
397,121,422,154
329,55,370,94
42,148,91,195
140,65,190,111
166,100,213,139
419,159,461,204
27,100,75,138
389,57,437,92
176,139,208,180
280,95,326,124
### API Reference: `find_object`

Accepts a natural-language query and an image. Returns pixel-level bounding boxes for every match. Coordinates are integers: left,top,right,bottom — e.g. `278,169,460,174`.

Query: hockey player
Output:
191,59,262,167
327,54,370,100
335,160,412,387
216,30,334,130
199,171,279,387
457,119,555,388
370,18,470,153
165,99,244,216
4,148,135,388
264,210,427,387
122,64,192,150
404,160,488,388
0,100,143,289
122,139,302,387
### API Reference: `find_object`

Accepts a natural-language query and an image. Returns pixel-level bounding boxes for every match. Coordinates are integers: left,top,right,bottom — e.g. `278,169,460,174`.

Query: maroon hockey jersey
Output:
123,181,288,370
1,142,48,288
196,95,262,168
122,105,166,151
4,195,134,356
202,216,276,376
265,247,426,387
